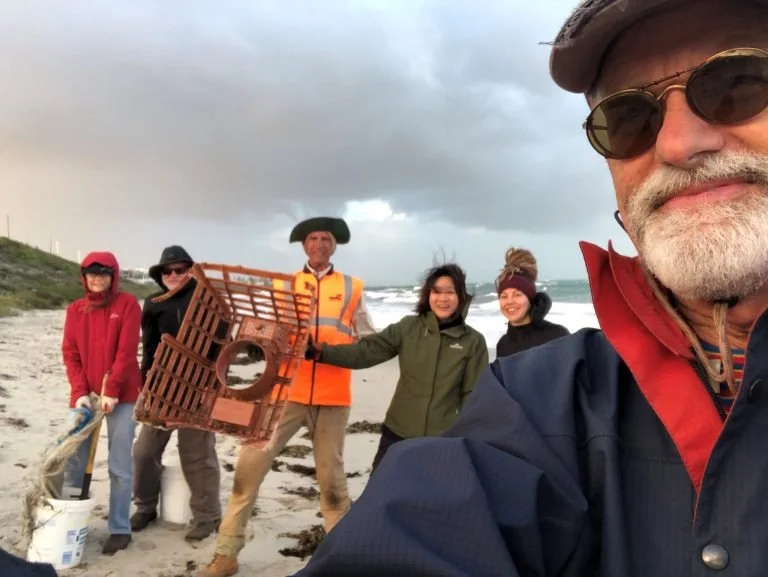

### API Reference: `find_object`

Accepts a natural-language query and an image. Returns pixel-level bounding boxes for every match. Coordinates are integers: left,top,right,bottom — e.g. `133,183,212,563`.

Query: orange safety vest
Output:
274,266,364,406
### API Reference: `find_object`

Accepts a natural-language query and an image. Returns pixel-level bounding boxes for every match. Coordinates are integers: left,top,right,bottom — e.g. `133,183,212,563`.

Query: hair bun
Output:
496,247,538,287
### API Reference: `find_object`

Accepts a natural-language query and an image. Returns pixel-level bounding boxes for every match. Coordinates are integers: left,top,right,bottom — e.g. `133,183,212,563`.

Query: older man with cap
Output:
291,1,768,575
197,217,375,577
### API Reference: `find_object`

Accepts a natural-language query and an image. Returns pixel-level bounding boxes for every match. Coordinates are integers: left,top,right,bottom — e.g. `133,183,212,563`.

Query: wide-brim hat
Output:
148,245,194,286
548,0,768,94
289,217,351,245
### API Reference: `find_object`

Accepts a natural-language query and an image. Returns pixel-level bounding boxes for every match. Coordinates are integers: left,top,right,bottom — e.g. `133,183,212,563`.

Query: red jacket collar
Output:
580,241,693,359
579,241,722,495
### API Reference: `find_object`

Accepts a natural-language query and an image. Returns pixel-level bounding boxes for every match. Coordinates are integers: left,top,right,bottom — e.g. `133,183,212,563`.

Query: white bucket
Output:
160,463,193,525
26,487,94,570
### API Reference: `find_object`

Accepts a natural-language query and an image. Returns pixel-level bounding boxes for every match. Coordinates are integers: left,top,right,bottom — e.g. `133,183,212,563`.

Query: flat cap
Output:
549,0,768,94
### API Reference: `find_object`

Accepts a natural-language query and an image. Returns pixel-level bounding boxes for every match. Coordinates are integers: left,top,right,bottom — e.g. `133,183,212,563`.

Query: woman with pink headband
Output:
495,247,569,358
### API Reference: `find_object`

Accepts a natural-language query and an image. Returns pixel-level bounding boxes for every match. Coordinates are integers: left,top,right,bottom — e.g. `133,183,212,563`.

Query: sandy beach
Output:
0,309,399,577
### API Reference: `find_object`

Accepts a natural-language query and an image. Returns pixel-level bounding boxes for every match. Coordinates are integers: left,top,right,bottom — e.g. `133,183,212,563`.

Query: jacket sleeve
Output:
206,316,231,362
105,296,142,398
319,320,403,370
460,335,489,405
140,299,159,379
62,304,89,405
293,361,593,577
352,295,377,338
0,547,58,577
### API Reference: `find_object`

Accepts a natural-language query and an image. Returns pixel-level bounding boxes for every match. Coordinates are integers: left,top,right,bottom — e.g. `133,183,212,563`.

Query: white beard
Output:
625,152,768,301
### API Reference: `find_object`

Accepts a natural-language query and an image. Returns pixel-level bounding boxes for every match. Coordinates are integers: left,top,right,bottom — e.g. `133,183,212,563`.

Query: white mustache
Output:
628,151,768,222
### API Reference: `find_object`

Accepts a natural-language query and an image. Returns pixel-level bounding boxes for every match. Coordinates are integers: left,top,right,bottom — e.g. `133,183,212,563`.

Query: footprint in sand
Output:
136,540,157,552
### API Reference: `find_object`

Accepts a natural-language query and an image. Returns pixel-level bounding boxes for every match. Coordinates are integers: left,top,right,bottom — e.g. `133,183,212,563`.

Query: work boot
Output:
130,510,158,531
102,534,132,555
185,519,220,542
195,554,238,577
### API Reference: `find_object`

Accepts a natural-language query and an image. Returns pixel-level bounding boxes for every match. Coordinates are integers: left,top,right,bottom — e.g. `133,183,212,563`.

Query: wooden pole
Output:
79,374,108,500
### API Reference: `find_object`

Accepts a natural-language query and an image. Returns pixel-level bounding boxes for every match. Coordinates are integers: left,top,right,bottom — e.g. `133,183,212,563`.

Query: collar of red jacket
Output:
580,241,694,359
580,240,727,495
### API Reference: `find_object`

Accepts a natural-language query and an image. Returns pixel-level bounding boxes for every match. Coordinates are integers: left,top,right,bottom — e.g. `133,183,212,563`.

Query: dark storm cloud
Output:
0,0,611,238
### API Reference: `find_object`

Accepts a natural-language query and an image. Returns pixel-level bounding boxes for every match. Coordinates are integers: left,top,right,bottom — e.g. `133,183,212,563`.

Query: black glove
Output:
305,336,321,361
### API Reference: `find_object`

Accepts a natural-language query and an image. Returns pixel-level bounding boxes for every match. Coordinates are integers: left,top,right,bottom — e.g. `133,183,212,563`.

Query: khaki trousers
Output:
216,401,351,558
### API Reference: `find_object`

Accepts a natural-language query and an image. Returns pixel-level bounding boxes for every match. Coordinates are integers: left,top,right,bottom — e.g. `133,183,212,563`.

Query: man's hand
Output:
305,337,321,361
74,395,91,410
102,396,119,414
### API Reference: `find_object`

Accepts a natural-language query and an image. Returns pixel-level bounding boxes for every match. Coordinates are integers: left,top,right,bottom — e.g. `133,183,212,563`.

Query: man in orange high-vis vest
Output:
198,216,375,577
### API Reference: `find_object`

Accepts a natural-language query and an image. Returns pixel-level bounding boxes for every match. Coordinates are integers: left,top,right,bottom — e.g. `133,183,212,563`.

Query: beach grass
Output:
0,237,154,317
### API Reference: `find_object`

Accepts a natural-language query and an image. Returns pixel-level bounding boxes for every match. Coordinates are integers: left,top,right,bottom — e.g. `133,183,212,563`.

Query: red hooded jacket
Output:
62,251,143,407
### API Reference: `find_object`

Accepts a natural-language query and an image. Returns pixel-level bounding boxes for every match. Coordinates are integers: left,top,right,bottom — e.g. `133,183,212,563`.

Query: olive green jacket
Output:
319,313,489,438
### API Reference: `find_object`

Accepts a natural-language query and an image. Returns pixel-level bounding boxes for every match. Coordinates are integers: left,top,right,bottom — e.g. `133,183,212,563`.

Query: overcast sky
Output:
0,0,636,286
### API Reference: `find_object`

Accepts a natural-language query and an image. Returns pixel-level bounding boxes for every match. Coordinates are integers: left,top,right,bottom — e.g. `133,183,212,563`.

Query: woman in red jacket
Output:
61,251,143,556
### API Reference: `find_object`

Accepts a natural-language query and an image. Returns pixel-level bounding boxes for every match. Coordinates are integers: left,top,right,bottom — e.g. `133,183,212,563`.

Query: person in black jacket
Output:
494,247,569,358
131,245,222,541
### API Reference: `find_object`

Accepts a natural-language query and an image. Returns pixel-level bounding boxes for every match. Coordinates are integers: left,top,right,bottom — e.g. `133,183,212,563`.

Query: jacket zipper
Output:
422,322,443,436
689,358,727,422
309,275,321,409
689,345,756,526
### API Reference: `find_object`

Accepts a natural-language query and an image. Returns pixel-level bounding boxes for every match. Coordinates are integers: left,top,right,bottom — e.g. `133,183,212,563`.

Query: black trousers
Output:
370,424,405,473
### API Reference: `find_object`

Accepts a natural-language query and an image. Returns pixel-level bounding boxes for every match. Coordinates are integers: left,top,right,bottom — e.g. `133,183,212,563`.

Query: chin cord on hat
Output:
644,270,739,395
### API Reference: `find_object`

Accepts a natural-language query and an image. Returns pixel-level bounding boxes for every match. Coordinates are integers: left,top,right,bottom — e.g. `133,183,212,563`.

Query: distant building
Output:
120,268,155,285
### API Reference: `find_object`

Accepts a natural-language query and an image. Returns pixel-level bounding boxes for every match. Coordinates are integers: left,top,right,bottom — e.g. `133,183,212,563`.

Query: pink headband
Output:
497,275,536,301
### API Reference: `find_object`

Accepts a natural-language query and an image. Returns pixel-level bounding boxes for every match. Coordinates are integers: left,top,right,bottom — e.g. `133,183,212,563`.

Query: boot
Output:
185,519,220,542
102,534,132,555
195,554,238,577
130,510,158,531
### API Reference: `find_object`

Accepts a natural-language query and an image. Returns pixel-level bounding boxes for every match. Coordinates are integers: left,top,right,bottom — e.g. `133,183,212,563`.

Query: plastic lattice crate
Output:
134,263,315,446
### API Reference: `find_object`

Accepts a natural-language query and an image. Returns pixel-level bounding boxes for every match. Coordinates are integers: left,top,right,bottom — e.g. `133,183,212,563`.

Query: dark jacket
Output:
140,276,198,379
320,312,488,438
293,242,768,576
0,548,57,577
495,292,570,358
62,251,142,406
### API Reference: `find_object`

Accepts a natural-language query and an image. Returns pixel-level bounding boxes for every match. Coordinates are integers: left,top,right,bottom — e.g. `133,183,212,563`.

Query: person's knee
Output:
132,436,157,465
108,450,133,478
180,445,219,468
108,426,135,476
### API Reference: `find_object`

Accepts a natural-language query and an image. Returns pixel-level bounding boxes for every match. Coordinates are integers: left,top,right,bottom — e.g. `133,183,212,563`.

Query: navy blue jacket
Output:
0,548,57,577
293,243,768,576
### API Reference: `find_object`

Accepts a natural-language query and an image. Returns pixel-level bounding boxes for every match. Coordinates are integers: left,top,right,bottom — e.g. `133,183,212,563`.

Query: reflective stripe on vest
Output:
315,273,355,336
270,269,363,405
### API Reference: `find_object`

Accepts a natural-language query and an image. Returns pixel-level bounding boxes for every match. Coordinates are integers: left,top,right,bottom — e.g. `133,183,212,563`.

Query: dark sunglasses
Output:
584,47,768,160
161,265,190,276
82,264,113,276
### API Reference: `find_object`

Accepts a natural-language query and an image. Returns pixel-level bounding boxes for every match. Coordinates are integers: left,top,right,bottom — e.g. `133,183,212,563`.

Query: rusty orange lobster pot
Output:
133,263,316,447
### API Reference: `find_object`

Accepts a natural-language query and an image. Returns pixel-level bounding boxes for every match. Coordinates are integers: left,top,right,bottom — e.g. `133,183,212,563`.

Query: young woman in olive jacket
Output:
307,264,489,472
